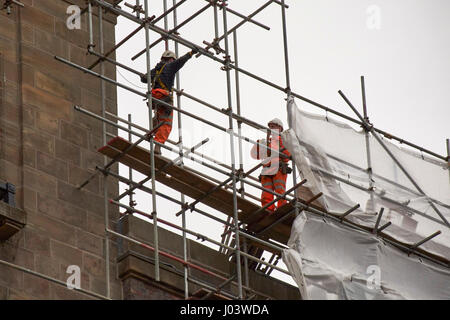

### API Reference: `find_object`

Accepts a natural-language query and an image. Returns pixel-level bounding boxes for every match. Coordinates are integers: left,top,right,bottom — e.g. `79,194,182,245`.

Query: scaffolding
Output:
1,0,449,300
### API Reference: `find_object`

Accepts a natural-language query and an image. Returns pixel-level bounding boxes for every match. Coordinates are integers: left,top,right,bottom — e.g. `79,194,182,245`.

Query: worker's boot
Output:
154,144,161,155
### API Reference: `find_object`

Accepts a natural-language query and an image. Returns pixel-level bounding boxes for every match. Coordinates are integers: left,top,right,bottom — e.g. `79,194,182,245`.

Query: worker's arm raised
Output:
169,51,194,73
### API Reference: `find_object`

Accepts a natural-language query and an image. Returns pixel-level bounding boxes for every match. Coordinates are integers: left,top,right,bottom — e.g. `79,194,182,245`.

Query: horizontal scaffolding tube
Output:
0,258,109,300
110,200,290,275
90,0,446,162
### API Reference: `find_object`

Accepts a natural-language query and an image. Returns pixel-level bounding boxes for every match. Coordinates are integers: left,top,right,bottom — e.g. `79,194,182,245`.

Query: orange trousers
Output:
151,89,173,144
154,107,173,144
260,170,288,212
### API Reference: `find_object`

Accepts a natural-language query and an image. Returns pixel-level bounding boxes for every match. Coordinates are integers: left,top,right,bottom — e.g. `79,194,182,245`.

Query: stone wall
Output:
0,0,121,299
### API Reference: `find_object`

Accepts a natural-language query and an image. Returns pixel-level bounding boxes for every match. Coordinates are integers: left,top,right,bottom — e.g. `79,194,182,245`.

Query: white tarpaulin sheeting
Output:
283,212,450,300
281,98,450,299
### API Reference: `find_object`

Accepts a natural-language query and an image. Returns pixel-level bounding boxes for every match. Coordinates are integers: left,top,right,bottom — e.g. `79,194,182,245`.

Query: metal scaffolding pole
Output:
143,0,160,281
171,0,189,300
0,258,109,300
361,76,375,214
339,90,450,228
222,1,243,299
44,0,450,300
110,201,290,276
91,0,447,163
232,30,249,293
280,0,298,223
98,5,111,299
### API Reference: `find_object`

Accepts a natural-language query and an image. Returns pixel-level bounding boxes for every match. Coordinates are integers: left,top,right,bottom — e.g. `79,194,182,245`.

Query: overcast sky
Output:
114,1,450,286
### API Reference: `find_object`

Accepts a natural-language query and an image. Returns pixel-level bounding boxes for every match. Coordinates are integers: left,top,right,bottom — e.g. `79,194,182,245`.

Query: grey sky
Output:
114,1,450,285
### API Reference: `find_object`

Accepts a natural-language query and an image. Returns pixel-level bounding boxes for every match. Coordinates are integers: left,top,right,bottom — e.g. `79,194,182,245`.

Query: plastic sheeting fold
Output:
283,213,450,300
281,98,450,299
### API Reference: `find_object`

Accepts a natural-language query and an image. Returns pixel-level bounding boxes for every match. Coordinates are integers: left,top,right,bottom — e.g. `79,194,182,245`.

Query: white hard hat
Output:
161,50,177,59
268,118,284,130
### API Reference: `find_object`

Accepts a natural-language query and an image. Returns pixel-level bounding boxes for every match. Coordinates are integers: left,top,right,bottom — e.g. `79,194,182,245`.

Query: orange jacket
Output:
251,134,291,176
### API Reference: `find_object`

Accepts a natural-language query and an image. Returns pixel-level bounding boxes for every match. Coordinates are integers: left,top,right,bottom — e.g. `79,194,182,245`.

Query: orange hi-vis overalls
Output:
151,88,173,144
142,52,193,145
251,135,291,212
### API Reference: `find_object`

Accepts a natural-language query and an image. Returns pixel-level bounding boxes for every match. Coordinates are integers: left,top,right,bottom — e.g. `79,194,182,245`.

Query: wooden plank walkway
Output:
99,137,326,251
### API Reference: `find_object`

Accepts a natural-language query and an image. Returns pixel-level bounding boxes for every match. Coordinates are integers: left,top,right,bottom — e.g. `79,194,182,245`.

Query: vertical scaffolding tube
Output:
213,0,219,42
163,0,169,50
233,30,249,294
222,1,243,299
143,0,160,281
280,0,298,220
135,0,141,18
447,139,450,183
361,76,375,212
128,114,134,207
98,6,111,299
88,1,94,48
172,0,189,299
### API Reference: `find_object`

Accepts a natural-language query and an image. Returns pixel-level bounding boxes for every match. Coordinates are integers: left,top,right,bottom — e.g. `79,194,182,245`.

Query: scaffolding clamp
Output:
220,55,232,71
124,2,144,15
2,0,24,14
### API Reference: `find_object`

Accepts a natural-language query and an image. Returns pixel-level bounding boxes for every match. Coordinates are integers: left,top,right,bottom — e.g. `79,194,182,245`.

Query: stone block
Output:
34,28,69,58
0,159,21,187
86,213,105,237
21,63,35,87
37,193,87,229
57,180,104,215
55,18,88,48
2,102,20,124
55,138,81,166
68,164,99,194
0,285,7,300
50,239,83,267
3,142,21,166
24,228,51,257
23,168,57,196
28,211,77,246
36,111,59,135
23,187,36,212
22,84,72,122
23,146,36,168
83,252,105,278
23,272,50,299
4,59,18,83
0,15,16,40
60,120,88,148
0,241,34,270
50,283,90,300
36,151,69,182
23,126,55,156
23,104,36,128
81,149,104,172
0,263,23,291
20,21,34,45
21,45,76,84
76,229,103,257
21,5,55,34
35,70,81,104
35,254,61,280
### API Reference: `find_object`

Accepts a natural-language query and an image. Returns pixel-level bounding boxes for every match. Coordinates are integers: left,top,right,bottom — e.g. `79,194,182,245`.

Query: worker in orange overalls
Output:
141,48,198,154
251,118,292,212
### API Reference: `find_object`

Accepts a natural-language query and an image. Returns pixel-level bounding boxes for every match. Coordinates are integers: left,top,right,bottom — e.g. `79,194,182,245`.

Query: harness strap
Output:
152,63,169,91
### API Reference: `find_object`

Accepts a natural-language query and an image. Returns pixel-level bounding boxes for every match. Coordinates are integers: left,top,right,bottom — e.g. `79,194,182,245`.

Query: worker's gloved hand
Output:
140,74,148,83
190,47,199,55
